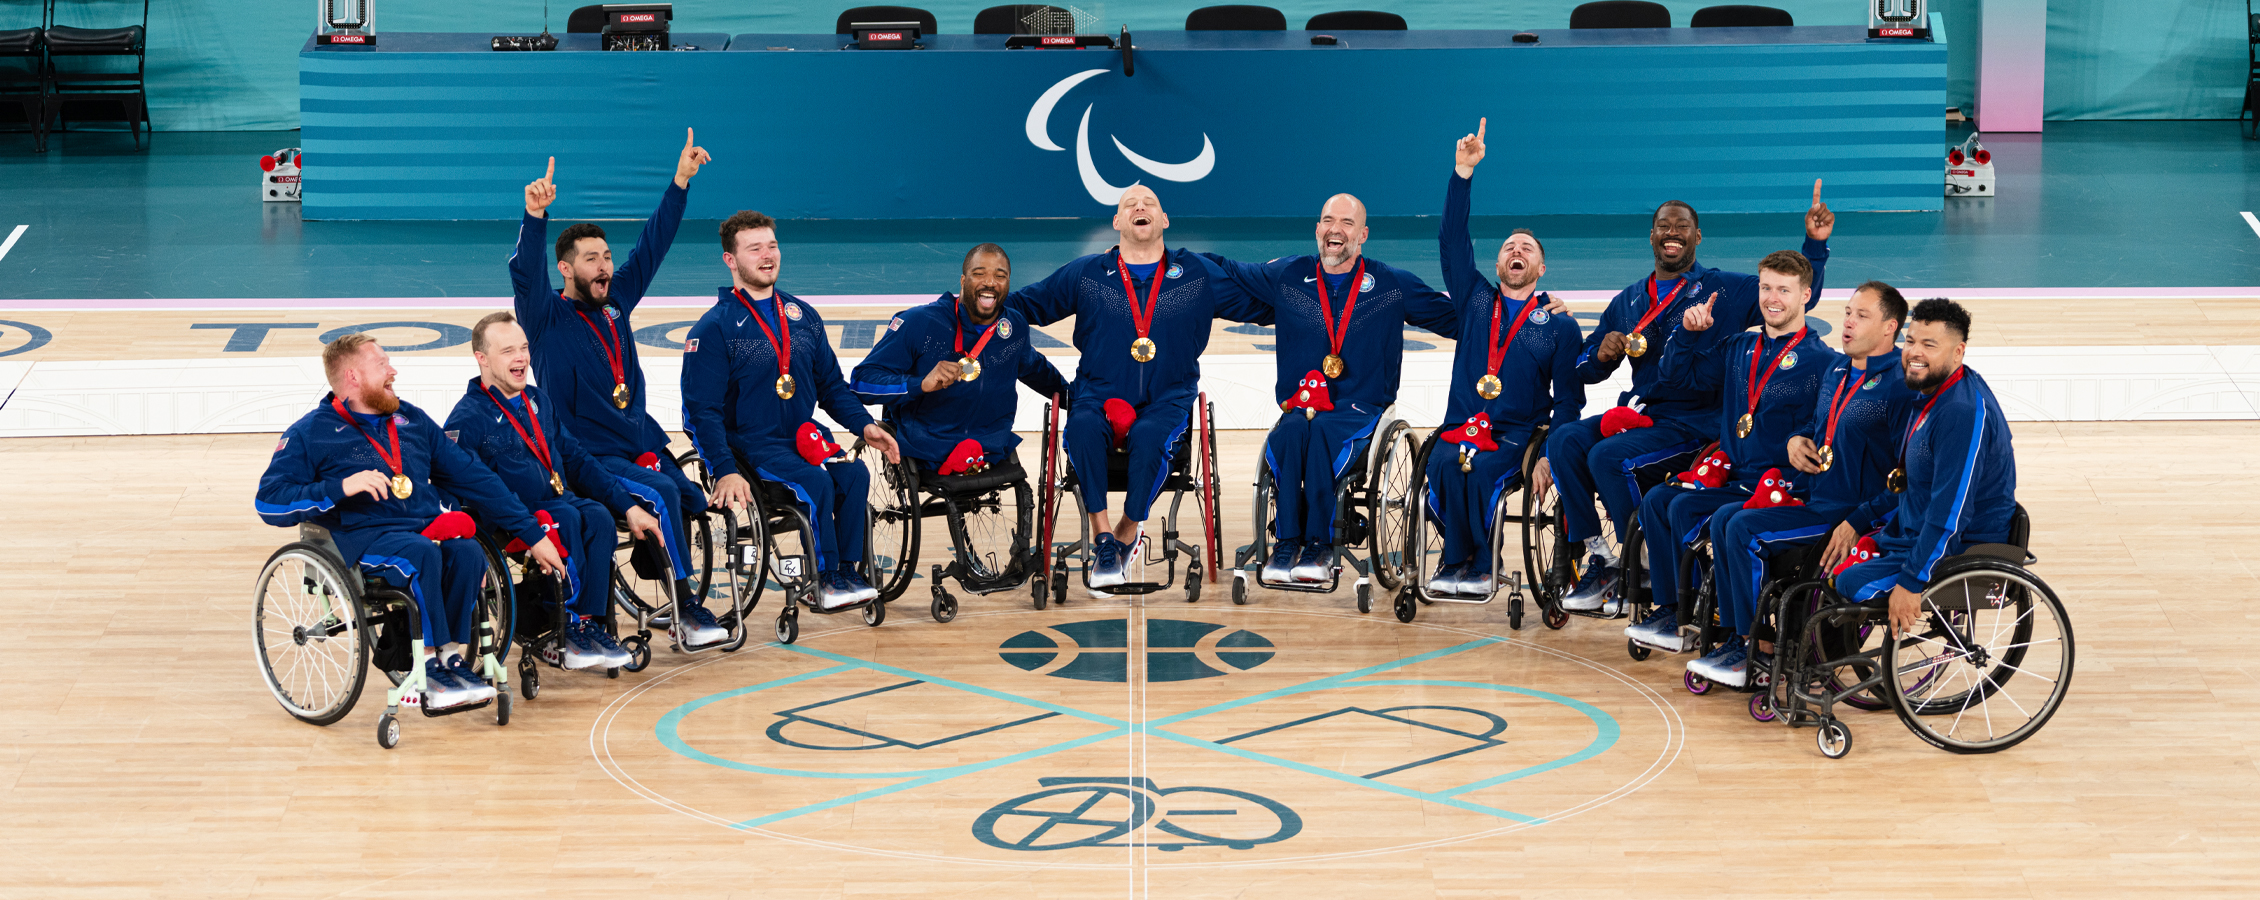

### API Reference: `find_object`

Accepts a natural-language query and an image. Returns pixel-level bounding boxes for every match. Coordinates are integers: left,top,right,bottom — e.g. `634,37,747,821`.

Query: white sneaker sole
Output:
1560,589,1616,611
1089,571,1128,589
1628,630,1692,653
1261,566,1293,583
560,650,609,670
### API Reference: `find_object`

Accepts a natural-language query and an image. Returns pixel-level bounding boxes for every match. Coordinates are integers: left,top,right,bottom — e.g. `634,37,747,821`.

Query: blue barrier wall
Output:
299,27,1945,220
46,0,2237,133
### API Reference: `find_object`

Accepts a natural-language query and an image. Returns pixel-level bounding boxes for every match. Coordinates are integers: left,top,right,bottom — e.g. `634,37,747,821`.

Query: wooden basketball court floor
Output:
3,295,2260,897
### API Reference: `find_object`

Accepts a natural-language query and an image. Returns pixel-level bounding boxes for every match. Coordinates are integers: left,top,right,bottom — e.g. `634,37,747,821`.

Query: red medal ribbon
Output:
1899,365,1967,462
1116,250,1166,345
735,288,793,383
1820,364,1864,449
1743,327,1808,421
330,396,405,479
1485,291,1546,382
953,300,1004,362
1313,259,1366,364
571,304,628,389
1632,275,1689,342
484,386,557,479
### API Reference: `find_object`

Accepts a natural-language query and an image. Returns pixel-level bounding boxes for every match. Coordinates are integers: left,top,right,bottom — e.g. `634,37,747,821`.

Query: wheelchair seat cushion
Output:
923,457,1028,496
43,24,143,52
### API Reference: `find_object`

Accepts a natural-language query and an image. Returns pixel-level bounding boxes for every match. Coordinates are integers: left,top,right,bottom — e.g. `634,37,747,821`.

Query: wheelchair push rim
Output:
253,543,370,726
1884,563,2075,754
853,430,920,604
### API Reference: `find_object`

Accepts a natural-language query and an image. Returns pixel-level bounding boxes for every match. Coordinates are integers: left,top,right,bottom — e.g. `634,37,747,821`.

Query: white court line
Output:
0,225,25,263
2242,211,2260,240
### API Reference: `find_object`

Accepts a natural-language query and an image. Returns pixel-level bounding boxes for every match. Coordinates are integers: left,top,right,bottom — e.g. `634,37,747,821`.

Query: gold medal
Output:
391,474,413,498
1735,413,1754,439
775,374,796,399
549,471,564,495
611,382,630,409
1627,332,1649,358
1476,374,1502,400
1816,445,1835,472
959,357,982,382
1887,468,1906,494
1321,354,1345,379
1131,337,1157,362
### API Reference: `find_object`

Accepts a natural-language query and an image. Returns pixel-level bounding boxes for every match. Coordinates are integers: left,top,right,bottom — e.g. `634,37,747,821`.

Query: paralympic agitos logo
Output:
1027,69,1217,206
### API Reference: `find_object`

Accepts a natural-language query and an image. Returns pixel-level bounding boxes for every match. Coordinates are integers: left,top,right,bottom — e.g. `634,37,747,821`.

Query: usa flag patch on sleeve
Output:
684,338,699,352
445,430,460,443
274,437,289,452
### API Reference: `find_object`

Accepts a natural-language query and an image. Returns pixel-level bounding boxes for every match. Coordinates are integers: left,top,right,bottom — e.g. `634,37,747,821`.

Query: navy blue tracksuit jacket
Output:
1577,237,1830,419
849,294,1069,468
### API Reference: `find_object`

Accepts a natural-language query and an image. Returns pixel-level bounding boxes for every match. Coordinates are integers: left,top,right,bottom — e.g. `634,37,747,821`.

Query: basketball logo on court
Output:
998,618,1274,682
973,776,1301,852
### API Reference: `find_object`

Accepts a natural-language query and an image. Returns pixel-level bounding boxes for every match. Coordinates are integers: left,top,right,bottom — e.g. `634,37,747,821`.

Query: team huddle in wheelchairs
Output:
250,122,2071,757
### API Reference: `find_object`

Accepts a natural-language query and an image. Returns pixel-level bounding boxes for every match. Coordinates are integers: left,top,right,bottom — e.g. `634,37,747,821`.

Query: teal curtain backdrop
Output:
66,0,2229,130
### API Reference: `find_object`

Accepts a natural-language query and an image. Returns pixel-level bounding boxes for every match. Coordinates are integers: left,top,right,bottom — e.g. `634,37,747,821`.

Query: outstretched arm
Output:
510,157,559,324
609,129,706,312
1438,118,1486,308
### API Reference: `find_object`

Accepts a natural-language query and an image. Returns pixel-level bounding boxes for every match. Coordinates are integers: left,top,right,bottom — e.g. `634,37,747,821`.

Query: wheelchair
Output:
1032,392,1223,605
1527,440,1712,658
1764,505,2074,758
1230,407,1418,609
686,446,887,646
1393,422,1551,625
252,522,513,750
854,421,1038,624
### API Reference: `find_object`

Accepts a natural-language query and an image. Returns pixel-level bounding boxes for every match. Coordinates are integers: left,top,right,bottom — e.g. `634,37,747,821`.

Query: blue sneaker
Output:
818,573,858,610
1459,567,1495,597
560,617,610,670
1626,606,1689,652
582,619,633,668
445,653,498,701
1561,554,1619,611
1290,541,1331,583
674,602,729,646
421,657,474,707
1427,562,1465,595
1091,534,1128,588
1694,641,1752,688
1687,636,1741,679
840,568,879,603
1261,540,1299,583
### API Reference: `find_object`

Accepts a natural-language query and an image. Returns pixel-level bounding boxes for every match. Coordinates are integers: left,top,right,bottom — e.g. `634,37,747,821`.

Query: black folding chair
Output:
0,0,44,152
1690,5,1792,27
1304,10,1406,30
44,0,146,149
1569,0,1669,28
1186,5,1286,30
836,5,938,35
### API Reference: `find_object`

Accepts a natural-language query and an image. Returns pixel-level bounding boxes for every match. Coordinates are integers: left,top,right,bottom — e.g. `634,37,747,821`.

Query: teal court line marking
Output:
656,634,1605,828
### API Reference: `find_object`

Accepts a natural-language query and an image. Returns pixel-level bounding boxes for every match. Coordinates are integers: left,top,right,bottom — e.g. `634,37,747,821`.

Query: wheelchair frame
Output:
1524,440,1711,656
1228,408,1417,610
685,447,887,647
853,421,1039,623
1032,392,1222,605
1393,423,1554,625
251,522,513,749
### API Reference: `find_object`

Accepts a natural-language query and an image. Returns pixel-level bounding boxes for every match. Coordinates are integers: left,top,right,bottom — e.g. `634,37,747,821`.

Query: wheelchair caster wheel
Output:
862,599,886,627
931,591,958,623
1050,574,1069,606
1684,671,1711,695
606,666,620,679
1031,578,1049,611
377,713,400,750
1543,603,1568,630
1626,640,1650,661
1508,593,1525,631
1355,581,1371,614
621,636,651,673
1817,718,1853,759
776,613,799,645
1749,691,1776,723
495,689,511,727
1393,592,1416,624
519,660,540,700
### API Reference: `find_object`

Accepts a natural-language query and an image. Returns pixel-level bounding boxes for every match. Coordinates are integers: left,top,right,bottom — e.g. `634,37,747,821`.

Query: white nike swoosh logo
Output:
1105,269,1116,276
735,317,747,327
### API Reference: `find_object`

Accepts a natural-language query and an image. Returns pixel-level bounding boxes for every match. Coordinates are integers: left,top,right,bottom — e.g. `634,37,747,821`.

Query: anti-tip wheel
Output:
930,592,958,624
1818,718,1853,759
376,713,400,750
622,636,651,673
1626,639,1651,661
776,612,799,645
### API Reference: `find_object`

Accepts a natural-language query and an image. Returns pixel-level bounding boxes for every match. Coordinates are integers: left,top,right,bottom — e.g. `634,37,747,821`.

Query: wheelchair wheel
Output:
855,431,920,604
474,540,514,668
721,505,772,631
253,543,369,727
942,465,1033,592
1367,420,1416,592
1249,459,1277,584
1885,562,2074,754
1816,718,1853,759
1785,579,1891,712
1403,431,1444,604
673,450,721,604
1520,442,1565,614
1197,394,1223,587
1035,395,1066,593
